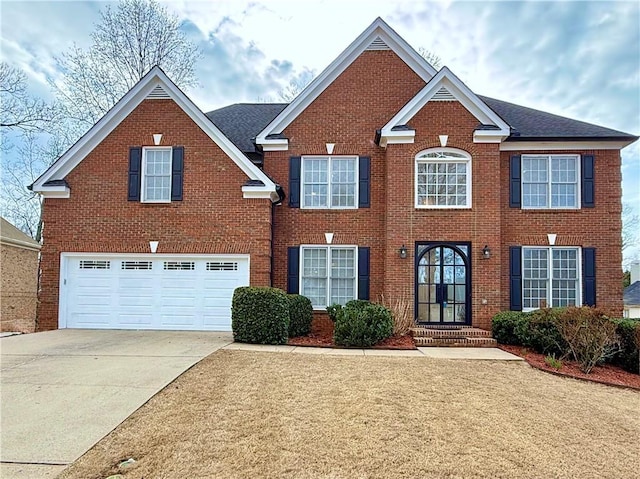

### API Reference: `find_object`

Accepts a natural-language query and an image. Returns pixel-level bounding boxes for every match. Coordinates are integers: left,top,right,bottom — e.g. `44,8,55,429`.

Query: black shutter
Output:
287,247,300,294
509,155,521,208
289,157,301,208
509,246,522,311
358,156,371,208
171,146,184,201
357,247,370,300
583,247,596,306
581,155,595,208
128,147,142,201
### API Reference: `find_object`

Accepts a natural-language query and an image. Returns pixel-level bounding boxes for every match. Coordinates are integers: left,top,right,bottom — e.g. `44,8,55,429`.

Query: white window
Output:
523,247,581,310
142,147,172,203
301,156,358,208
301,246,357,308
522,155,579,208
415,148,472,208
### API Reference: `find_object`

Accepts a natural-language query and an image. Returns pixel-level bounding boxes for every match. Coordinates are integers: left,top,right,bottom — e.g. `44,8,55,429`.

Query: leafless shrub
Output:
379,293,414,336
555,307,619,374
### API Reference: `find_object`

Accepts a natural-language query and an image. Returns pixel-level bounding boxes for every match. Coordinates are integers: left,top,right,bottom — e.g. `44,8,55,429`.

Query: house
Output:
31,18,637,333
624,262,640,318
1,217,41,332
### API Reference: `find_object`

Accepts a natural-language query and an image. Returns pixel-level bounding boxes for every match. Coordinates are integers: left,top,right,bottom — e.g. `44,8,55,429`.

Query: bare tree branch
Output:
417,48,442,70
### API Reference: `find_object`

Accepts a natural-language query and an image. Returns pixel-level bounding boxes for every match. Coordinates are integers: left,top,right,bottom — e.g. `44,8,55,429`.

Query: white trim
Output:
500,140,634,151
300,156,359,209
141,146,172,203
255,18,437,149
37,184,71,198
260,138,289,151
0,236,41,251
380,67,510,147
379,129,416,147
414,148,472,209
299,245,358,310
521,246,582,311
521,154,580,210
241,185,280,201
58,252,250,329
32,66,276,198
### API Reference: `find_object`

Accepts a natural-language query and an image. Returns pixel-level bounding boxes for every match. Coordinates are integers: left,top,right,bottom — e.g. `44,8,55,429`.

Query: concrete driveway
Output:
1,329,232,478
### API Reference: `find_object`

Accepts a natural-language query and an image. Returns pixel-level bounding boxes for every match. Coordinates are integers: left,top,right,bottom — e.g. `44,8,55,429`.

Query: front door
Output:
415,243,471,325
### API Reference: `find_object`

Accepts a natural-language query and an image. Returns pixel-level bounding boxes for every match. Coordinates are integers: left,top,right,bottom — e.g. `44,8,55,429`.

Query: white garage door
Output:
60,254,249,331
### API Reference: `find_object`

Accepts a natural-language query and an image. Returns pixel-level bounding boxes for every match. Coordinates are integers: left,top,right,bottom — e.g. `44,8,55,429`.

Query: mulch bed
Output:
498,344,640,390
288,330,417,349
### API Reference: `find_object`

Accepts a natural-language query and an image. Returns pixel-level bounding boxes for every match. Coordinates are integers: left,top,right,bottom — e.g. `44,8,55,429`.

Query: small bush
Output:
555,307,619,374
526,309,568,357
544,355,563,370
326,304,343,322
610,318,640,374
492,311,530,345
287,294,313,337
333,302,393,347
379,293,414,336
231,287,289,344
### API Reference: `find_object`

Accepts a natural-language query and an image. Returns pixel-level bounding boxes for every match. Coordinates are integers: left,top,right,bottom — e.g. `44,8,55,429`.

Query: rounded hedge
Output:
231,287,289,344
288,294,313,337
333,301,393,347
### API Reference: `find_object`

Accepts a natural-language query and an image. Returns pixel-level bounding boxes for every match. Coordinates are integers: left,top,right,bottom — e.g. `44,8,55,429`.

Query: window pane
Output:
552,249,578,306
523,248,549,308
331,248,355,278
302,159,329,207
330,158,356,207
302,248,327,277
144,148,171,201
416,159,469,207
302,278,327,308
330,278,355,306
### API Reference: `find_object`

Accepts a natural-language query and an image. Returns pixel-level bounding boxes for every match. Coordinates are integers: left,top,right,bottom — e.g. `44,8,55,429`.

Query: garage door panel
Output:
63,255,248,331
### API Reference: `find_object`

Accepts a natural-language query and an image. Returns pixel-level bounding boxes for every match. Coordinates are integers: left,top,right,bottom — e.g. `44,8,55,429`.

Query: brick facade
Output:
1,243,39,332
37,49,625,331
38,99,273,331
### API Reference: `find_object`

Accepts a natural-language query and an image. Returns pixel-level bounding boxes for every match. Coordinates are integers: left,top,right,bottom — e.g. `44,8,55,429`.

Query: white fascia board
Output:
260,138,289,151
35,185,71,198
500,140,633,151
255,17,437,146
379,129,416,147
241,186,279,201
381,67,511,138
473,131,509,143
32,66,276,194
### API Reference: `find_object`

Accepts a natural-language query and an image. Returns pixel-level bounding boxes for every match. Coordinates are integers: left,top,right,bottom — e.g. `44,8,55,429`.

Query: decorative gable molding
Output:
366,36,391,51
431,86,456,101
255,17,438,150
379,66,511,147
32,67,279,201
146,84,170,99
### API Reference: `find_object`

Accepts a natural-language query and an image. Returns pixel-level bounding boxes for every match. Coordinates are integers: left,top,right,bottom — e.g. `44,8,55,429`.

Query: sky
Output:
1,0,639,261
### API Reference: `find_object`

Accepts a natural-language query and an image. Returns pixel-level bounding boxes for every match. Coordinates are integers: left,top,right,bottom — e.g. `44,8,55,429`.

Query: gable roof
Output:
32,66,279,201
1,217,41,250
379,66,511,146
479,96,638,141
207,103,288,153
624,281,640,307
209,97,637,153
255,17,438,150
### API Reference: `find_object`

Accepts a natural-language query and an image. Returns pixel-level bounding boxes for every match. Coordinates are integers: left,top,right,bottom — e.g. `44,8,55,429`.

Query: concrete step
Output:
414,336,497,347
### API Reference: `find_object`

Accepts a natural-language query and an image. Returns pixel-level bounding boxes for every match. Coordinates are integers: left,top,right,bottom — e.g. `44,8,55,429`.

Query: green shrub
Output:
544,355,563,370
333,302,393,347
610,318,640,374
326,304,343,322
287,294,313,337
555,307,618,374
491,311,530,345
231,287,289,344
526,309,568,357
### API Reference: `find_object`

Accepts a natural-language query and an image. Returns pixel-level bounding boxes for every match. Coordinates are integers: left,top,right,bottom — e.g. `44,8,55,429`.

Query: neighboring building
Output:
31,18,637,332
1,218,41,332
624,262,640,319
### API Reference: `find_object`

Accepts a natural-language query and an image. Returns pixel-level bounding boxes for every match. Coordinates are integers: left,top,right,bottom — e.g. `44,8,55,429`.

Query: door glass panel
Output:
455,285,466,302
429,304,440,322
442,304,454,322
443,266,454,283
418,265,427,283
454,304,466,322
455,266,466,282
418,303,428,322
418,284,429,302
443,248,454,265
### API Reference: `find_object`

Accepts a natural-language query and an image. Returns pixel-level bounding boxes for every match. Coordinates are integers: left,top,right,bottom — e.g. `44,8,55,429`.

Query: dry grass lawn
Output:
59,350,639,479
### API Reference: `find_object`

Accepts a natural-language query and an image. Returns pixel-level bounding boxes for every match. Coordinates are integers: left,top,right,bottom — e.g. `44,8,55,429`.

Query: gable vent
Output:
432,86,457,101
147,84,170,99
366,36,391,51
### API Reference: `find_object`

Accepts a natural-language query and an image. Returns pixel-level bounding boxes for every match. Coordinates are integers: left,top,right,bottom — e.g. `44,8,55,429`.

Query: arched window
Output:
415,148,472,208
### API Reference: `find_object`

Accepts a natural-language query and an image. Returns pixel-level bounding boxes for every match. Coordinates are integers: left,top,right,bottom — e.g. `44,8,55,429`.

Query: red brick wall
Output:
267,50,427,308
383,101,502,330
38,99,272,331
500,149,623,316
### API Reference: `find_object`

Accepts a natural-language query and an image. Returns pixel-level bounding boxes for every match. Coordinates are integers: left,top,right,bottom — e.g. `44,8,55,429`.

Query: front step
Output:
411,327,496,347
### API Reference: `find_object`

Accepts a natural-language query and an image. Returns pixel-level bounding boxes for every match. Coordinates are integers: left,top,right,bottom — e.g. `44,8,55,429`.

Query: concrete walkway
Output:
1,329,233,479
223,343,523,360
